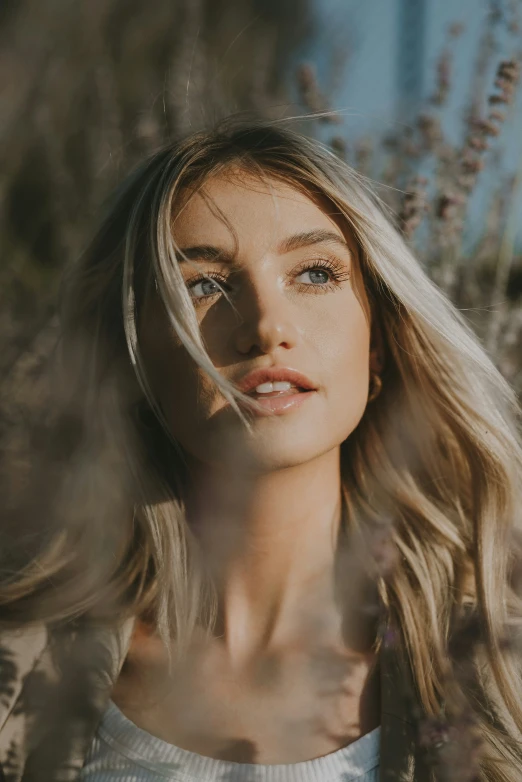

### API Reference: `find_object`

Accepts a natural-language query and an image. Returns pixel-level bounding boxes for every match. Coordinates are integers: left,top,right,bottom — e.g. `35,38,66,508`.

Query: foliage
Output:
0,0,311,386
297,4,522,395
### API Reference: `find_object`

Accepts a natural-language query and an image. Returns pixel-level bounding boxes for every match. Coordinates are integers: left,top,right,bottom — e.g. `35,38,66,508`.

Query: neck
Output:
185,448,345,663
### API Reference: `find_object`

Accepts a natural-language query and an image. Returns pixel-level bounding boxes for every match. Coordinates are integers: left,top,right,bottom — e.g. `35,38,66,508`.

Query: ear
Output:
369,314,385,375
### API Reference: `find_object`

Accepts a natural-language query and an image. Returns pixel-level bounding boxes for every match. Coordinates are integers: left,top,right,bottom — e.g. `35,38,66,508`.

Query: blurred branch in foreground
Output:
0,0,311,382
0,0,312,475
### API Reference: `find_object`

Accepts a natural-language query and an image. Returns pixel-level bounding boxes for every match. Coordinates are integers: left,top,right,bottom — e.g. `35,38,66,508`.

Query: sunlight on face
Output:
140,169,373,472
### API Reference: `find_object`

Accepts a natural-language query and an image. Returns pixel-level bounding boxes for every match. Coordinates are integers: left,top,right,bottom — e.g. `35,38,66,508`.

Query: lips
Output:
234,367,318,417
236,367,317,396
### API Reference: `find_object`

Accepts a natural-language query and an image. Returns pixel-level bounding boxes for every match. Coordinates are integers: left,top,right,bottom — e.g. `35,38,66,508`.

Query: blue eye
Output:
296,268,331,285
189,277,222,299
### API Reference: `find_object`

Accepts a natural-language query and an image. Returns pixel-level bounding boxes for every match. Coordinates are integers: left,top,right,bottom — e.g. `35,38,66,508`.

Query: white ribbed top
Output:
81,701,380,782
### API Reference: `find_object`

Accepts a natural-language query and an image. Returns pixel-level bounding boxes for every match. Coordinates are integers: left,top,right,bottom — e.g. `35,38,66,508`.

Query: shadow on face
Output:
139,168,378,474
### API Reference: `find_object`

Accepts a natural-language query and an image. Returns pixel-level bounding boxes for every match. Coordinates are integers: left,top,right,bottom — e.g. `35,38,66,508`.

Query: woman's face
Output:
140,169,377,472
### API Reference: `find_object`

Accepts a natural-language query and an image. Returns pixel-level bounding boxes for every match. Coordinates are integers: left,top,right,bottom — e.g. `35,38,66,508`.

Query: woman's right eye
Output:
188,277,223,300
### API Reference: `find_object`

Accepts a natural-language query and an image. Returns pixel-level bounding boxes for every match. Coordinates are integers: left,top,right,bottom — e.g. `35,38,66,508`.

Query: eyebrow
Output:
176,230,352,263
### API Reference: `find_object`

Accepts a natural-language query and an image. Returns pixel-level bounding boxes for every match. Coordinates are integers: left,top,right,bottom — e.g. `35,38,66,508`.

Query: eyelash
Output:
292,258,351,294
186,257,351,302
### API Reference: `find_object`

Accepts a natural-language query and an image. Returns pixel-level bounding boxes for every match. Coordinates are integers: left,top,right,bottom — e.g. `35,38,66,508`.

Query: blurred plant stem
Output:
486,148,522,354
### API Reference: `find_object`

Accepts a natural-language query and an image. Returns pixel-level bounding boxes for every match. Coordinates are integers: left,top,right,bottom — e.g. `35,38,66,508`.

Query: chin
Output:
175,399,366,473
198,423,338,474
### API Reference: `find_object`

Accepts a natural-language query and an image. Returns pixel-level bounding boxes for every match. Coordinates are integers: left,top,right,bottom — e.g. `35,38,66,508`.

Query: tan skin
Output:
112,169,384,764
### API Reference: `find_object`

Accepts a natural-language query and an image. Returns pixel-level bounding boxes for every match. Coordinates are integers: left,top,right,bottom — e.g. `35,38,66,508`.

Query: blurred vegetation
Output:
0,0,311,389
296,3,522,395
1,0,521,437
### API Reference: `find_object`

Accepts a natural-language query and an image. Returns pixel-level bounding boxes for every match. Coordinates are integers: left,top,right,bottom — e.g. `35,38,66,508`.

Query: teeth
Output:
254,381,293,394
255,382,275,394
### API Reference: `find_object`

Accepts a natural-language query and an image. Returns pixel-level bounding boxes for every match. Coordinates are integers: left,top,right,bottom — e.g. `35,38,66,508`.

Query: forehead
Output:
171,169,357,255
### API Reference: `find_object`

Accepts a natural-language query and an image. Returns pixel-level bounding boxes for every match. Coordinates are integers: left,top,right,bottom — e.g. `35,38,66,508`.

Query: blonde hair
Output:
2,117,522,780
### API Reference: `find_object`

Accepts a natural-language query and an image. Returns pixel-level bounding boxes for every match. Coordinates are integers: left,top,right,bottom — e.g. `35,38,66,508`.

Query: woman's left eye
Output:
291,260,350,292
296,267,331,285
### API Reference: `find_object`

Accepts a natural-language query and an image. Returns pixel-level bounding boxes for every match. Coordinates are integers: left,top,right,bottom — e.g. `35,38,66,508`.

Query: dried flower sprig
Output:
295,63,341,123
429,56,520,297
354,138,373,175
398,176,429,238
468,60,518,161
432,23,465,106
417,113,443,151
448,22,465,38
418,715,451,753
366,522,400,579
489,59,520,104
432,49,452,106
425,712,483,782
329,135,347,159
435,192,465,221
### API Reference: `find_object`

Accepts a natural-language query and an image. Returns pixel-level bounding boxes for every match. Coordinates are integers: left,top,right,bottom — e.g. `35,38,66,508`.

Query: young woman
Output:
1,118,521,782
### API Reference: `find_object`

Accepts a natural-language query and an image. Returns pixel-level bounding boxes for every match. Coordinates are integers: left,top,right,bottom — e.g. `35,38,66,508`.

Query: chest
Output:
111,631,381,764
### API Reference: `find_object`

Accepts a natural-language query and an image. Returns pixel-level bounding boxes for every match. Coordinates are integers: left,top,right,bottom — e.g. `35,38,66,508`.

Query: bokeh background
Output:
1,0,521,447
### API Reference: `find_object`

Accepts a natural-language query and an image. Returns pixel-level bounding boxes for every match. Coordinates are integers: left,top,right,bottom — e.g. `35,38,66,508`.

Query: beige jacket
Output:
0,617,436,782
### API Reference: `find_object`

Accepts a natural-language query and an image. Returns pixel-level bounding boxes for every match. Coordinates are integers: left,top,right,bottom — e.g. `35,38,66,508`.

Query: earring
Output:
368,371,383,403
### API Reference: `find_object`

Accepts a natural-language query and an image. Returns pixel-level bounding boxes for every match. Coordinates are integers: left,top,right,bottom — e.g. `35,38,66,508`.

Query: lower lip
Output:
243,390,316,416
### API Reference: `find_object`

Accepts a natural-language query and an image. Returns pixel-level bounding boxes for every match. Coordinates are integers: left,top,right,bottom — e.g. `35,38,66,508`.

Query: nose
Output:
232,276,299,357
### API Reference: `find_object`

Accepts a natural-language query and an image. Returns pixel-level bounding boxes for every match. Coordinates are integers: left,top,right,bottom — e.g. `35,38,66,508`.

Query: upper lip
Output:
236,367,317,395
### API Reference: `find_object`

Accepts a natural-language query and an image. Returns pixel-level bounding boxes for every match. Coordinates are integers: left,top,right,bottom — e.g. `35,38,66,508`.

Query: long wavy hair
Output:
2,117,522,780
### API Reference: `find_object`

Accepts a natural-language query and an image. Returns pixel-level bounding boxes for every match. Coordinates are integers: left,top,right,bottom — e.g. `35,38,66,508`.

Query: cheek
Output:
309,296,371,425
140,309,209,442
310,294,371,377
152,351,218,457
197,302,238,366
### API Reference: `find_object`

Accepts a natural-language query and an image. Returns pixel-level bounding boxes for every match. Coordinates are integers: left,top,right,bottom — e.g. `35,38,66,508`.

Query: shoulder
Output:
0,623,50,780
0,623,49,728
0,617,135,782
